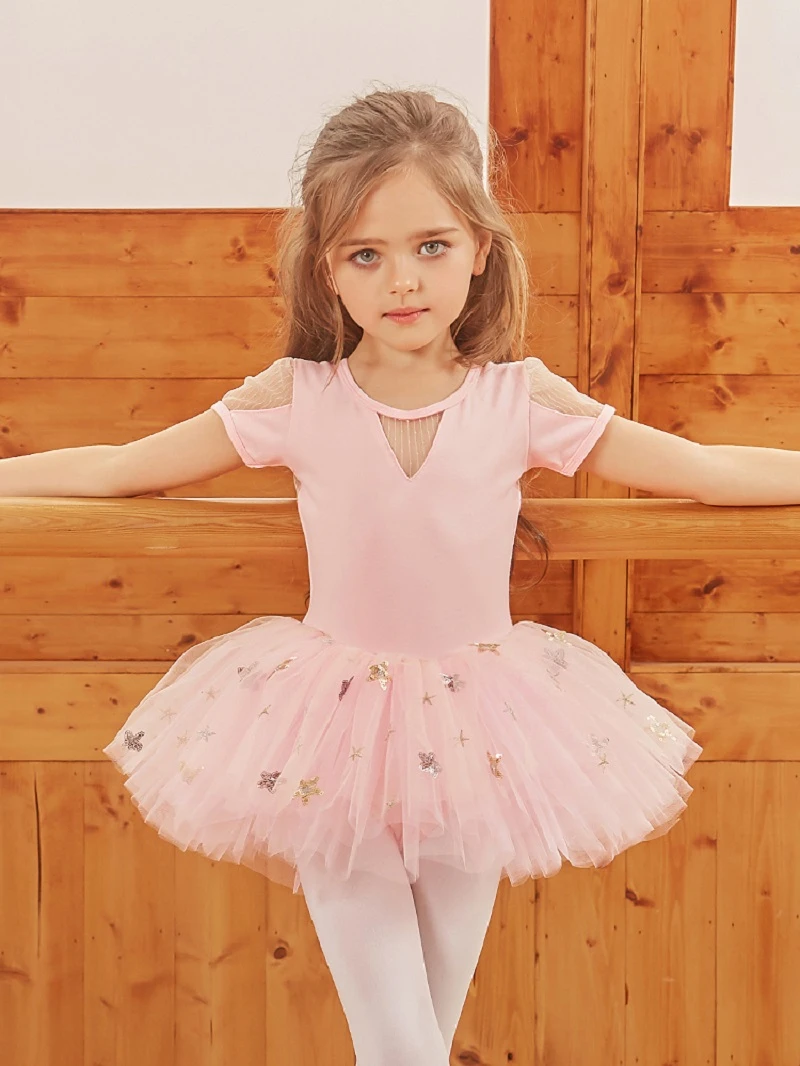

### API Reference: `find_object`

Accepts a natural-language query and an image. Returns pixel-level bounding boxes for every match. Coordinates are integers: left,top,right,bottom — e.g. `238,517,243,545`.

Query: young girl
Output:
14,87,773,1064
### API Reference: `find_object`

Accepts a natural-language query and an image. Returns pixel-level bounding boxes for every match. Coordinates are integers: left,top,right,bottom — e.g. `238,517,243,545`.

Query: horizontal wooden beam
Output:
1,497,799,559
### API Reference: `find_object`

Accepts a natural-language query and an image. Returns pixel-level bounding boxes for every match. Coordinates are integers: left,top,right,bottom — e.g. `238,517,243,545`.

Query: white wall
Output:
4,0,796,210
729,0,800,206
1,0,490,208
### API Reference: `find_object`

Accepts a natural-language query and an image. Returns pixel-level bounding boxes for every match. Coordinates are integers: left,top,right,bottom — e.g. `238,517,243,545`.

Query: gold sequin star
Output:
645,715,676,743
159,707,178,721
617,692,636,708
543,628,572,645
294,777,323,805
197,726,216,741
471,642,501,654
203,685,220,701
349,746,364,761
368,661,392,690
266,656,298,681
258,705,272,717
487,751,504,778
179,761,204,783
590,734,610,770
176,732,190,747
422,692,435,705
453,729,470,746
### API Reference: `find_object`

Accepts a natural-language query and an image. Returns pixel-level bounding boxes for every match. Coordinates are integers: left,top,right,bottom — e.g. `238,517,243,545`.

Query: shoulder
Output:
218,357,295,410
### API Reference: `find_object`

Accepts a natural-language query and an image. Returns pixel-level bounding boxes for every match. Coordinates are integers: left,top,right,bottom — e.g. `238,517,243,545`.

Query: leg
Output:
410,857,501,1054
296,827,450,1066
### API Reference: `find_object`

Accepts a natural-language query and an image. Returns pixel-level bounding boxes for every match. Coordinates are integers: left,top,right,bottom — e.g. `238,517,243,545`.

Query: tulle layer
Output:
102,616,703,896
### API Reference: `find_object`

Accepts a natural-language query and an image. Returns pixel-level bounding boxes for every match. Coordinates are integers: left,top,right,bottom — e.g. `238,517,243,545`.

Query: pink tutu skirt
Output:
102,616,702,896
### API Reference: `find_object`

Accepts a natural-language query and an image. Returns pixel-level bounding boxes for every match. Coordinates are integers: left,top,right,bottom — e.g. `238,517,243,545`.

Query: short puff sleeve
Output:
209,357,294,468
524,356,615,476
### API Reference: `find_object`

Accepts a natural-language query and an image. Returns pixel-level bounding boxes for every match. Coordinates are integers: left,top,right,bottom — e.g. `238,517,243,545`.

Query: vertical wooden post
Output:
574,0,645,670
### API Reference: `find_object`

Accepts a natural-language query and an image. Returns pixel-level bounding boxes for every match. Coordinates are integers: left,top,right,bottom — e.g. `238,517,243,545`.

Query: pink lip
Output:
385,309,427,322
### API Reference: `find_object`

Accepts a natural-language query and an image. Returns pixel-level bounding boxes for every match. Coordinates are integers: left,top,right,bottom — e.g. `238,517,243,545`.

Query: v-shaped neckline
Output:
340,357,480,418
337,359,481,484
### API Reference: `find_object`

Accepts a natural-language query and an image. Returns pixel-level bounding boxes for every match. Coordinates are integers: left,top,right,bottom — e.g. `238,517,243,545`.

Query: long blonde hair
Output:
273,87,550,591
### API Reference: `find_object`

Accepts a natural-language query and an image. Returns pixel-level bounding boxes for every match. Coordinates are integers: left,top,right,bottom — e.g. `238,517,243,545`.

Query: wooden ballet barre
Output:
0,497,799,559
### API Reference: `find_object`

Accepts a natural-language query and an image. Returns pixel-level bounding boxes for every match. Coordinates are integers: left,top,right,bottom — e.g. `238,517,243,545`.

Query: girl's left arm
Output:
579,414,800,506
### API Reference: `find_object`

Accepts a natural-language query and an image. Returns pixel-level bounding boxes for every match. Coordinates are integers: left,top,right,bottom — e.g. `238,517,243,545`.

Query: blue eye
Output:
349,240,451,268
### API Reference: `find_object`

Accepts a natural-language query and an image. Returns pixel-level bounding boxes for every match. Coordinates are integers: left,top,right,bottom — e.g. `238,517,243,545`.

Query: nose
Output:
386,252,420,295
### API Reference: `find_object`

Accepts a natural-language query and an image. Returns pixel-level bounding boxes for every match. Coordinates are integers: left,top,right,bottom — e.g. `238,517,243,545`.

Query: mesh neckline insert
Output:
339,358,481,419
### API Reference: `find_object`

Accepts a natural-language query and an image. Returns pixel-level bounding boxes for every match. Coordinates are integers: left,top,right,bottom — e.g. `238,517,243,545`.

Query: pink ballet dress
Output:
102,355,702,895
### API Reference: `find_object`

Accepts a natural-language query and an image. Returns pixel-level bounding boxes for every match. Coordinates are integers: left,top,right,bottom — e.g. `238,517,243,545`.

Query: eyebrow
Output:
338,227,460,248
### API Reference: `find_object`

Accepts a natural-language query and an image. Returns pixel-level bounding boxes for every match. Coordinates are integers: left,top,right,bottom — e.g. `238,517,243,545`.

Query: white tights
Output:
296,827,502,1066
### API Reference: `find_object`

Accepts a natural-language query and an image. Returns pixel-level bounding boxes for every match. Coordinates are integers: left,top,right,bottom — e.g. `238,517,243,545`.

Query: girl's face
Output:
325,167,491,365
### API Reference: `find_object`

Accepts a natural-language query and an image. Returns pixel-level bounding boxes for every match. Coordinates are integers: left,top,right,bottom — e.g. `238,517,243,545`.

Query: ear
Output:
472,230,492,276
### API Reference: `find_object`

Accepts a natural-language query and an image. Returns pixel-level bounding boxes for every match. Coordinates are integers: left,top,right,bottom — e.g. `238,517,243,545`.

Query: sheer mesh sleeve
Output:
524,356,615,475
209,357,294,468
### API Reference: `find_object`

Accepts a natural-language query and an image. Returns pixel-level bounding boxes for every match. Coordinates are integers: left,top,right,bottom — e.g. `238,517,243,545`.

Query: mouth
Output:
384,309,428,323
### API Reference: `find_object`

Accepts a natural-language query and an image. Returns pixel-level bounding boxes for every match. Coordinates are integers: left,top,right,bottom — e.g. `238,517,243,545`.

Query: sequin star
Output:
258,706,272,717
123,729,144,752
349,746,364,761
159,707,178,721
419,751,442,777
422,692,435,705
294,777,323,805
454,730,470,746
258,770,281,792
487,751,504,778
543,648,568,669
645,715,676,743
197,726,216,742
385,798,399,809
176,732,190,747
368,661,392,690
203,685,220,701
617,692,636,708
590,733,610,770
179,762,203,783
543,628,573,645
385,727,396,741
471,642,502,654
266,656,298,681
441,673,466,693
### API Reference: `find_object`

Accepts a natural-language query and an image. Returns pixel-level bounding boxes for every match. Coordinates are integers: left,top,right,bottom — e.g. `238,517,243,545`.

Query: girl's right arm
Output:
0,409,246,498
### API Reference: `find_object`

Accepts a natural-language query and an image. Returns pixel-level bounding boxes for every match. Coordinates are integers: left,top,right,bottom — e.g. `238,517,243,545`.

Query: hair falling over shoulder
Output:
271,85,550,594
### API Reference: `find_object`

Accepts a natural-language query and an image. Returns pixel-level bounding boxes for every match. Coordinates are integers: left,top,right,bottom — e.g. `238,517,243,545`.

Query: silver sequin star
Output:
441,673,466,693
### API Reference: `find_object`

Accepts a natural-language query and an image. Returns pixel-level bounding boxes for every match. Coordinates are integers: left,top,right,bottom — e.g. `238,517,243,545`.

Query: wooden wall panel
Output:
644,0,736,211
